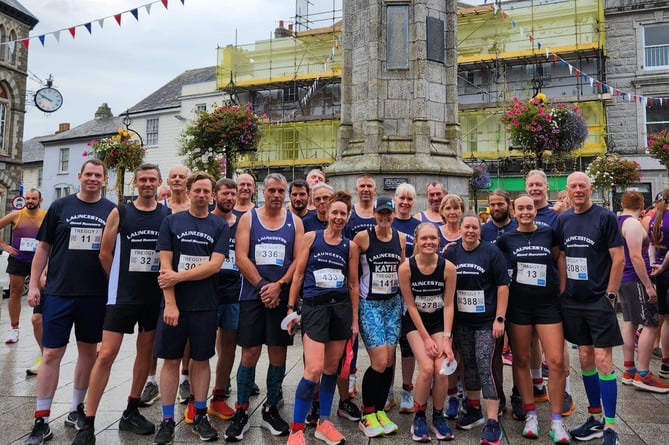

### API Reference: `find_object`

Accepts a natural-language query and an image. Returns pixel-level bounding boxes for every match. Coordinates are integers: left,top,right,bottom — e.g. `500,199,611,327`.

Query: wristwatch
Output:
443,332,452,338
278,279,289,291
496,315,506,323
606,292,617,302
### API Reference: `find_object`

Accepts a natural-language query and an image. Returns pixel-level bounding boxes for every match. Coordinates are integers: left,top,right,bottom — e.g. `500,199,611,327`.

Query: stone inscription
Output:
386,5,409,70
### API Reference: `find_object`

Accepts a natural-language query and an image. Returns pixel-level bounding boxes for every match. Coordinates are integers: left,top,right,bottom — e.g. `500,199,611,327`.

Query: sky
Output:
20,0,310,139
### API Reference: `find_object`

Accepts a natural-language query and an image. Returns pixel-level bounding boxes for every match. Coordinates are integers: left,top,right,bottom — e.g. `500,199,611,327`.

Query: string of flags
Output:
482,0,667,107
3,0,186,50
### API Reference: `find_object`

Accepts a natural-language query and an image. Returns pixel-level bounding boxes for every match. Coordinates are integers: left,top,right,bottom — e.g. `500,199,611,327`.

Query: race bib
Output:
371,272,398,294
313,268,345,289
566,256,588,280
19,237,38,252
456,289,485,313
129,249,159,272
68,228,102,250
516,262,547,287
177,254,209,272
221,250,238,271
415,294,443,313
255,243,285,266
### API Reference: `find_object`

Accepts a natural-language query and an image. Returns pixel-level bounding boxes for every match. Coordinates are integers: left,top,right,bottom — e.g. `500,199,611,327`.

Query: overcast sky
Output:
21,0,306,139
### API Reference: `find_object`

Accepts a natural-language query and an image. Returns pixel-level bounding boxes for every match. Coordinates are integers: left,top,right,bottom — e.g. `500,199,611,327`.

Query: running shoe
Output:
570,416,603,441
455,405,484,430
287,429,307,445
336,398,361,421
178,379,191,404
139,381,160,407
550,421,571,444
376,410,398,434
602,428,620,445
306,400,320,426
192,414,218,441
632,372,669,393
660,363,669,379
5,328,19,344
542,361,549,379
399,389,415,413
431,414,454,440
510,389,526,421
522,414,539,438
71,422,95,445
445,396,459,419
183,397,195,424
480,419,503,445
224,382,232,398
314,419,345,445
359,412,384,438
209,396,235,420
534,384,549,402
384,390,396,411
153,419,175,445
25,418,53,445
621,369,636,385
224,408,249,441
562,392,576,417
251,382,261,396
119,407,155,435
26,357,42,376
497,396,506,417
64,403,85,430
502,349,512,366
260,404,289,436
411,415,430,442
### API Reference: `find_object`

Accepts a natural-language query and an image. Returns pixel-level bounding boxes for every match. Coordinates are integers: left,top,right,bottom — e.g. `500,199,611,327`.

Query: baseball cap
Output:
374,196,395,212
656,192,663,202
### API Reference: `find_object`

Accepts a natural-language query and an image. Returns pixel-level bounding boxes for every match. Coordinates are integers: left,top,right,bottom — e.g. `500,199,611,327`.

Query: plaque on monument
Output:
426,16,444,63
386,5,409,70
384,177,408,191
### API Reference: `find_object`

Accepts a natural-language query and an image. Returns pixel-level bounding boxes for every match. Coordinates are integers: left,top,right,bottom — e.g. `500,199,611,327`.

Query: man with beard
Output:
288,179,311,219
0,189,46,345
233,173,257,217
72,164,170,444
413,182,446,226
481,189,518,244
183,178,240,424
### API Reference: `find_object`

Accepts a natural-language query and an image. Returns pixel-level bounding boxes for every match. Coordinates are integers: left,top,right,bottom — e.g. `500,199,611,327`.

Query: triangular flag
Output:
568,64,573,75
502,12,507,19
596,80,602,89
161,0,168,8
633,95,637,101
583,73,589,81
38,35,45,46
520,27,524,37
621,92,626,100
649,98,653,105
589,77,594,87
180,0,185,4
114,14,122,26
603,84,608,93
68,27,76,38
545,47,549,57
537,42,541,49
511,20,516,27
98,18,104,29
529,35,534,42
53,30,60,42
21,39,29,49
84,23,92,34
553,53,558,62
575,69,581,77
131,8,139,21
146,4,153,14
493,4,498,14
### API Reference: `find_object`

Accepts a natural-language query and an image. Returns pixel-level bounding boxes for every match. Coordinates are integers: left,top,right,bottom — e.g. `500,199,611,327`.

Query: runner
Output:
414,182,446,226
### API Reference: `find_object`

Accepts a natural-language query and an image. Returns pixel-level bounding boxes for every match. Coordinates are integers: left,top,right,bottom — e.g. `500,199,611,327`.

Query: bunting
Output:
0,0,186,49
483,0,667,107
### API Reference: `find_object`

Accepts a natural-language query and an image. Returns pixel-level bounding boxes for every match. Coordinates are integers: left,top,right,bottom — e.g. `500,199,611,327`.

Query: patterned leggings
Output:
455,324,503,400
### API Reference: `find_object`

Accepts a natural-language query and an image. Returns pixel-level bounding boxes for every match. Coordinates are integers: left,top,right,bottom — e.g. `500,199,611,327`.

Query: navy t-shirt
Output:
497,225,559,303
445,241,510,328
345,206,376,239
303,212,328,233
536,204,559,229
38,194,116,298
156,211,229,311
392,217,421,257
556,205,623,303
217,216,241,305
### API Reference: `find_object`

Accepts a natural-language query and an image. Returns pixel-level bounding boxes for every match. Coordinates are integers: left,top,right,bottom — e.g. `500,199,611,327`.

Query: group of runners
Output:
4,161,666,445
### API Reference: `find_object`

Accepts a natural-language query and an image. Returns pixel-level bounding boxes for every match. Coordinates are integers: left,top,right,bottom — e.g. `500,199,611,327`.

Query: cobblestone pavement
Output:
1,298,668,444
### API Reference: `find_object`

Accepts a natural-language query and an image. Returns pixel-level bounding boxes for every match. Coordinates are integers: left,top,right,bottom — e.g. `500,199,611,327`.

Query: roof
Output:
22,136,46,162
38,115,124,144
0,1,38,28
127,66,217,114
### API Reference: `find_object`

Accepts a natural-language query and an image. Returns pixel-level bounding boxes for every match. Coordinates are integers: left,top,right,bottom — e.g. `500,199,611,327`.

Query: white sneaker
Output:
550,420,571,444
522,414,539,438
5,328,19,344
26,357,42,375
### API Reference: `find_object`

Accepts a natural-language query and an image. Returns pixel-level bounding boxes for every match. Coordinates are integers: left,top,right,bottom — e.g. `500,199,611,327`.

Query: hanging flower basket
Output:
647,128,669,167
586,154,640,192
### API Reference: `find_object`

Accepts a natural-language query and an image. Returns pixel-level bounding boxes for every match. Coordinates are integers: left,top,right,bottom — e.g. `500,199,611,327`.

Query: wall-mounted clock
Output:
34,87,63,113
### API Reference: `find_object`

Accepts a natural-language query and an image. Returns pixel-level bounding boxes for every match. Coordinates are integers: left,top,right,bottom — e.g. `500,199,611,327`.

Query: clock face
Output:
34,87,63,113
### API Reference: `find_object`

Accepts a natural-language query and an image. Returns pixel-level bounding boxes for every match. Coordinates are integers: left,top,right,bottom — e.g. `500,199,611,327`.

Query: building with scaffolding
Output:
216,0,342,182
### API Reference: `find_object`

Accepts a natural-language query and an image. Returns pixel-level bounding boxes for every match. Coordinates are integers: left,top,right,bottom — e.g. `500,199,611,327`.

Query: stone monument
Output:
327,0,471,205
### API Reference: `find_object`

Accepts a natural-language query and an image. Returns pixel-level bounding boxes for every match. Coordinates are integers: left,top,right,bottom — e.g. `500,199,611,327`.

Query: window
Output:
58,147,69,173
646,97,669,136
644,24,669,69
38,167,43,187
146,118,159,146
55,185,71,199
0,84,8,154
195,103,206,112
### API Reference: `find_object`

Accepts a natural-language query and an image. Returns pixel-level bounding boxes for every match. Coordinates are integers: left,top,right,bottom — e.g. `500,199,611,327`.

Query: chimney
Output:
274,20,292,39
56,123,70,134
